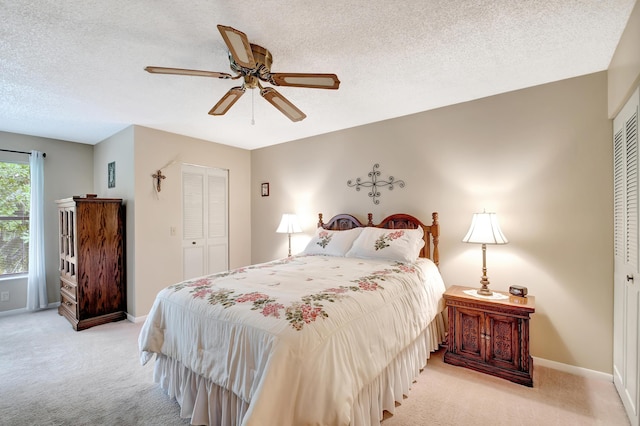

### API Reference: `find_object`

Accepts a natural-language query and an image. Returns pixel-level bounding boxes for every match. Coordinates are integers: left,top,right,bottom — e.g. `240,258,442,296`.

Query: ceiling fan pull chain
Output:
251,89,255,125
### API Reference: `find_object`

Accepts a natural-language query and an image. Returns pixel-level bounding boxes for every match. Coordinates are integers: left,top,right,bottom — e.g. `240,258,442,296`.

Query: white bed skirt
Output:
153,311,447,426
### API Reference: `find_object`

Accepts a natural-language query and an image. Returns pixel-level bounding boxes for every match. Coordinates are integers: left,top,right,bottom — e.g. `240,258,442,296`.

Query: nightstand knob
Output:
627,274,634,282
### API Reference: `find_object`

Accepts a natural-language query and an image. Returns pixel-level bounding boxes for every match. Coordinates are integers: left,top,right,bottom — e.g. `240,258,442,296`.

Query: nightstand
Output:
443,285,535,386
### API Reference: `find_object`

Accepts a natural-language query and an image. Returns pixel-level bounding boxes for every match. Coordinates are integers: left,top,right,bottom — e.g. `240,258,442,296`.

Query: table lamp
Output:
462,211,508,296
276,213,302,257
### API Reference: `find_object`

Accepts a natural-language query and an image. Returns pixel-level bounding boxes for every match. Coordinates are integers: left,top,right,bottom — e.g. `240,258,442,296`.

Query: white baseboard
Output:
0,304,145,327
127,313,147,323
533,356,613,382
0,302,60,318
0,307,27,317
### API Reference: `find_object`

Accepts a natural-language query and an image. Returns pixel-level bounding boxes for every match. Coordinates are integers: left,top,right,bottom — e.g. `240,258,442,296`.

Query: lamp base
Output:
477,276,492,296
477,287,493,296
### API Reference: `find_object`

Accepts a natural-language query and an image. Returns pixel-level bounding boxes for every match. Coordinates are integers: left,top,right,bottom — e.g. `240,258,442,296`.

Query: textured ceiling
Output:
1,1,637,150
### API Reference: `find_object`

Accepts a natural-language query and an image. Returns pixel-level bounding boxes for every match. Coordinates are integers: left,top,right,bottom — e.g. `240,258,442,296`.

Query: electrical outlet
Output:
0,291,9,302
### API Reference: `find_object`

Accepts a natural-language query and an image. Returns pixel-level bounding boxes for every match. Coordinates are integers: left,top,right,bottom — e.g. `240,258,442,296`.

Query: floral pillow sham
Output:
301,227,363,256
346,226,425,263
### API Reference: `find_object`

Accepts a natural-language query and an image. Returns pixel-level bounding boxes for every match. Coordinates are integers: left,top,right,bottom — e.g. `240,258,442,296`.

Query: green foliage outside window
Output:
0,162,30,275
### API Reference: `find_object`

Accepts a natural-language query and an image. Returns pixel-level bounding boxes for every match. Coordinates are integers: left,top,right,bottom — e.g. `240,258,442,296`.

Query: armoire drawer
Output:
59,293,78,320
60,280,77,301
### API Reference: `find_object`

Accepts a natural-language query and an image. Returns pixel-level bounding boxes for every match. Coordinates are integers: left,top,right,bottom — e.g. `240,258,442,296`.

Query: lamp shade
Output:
462,212,508,245
276,214,302,234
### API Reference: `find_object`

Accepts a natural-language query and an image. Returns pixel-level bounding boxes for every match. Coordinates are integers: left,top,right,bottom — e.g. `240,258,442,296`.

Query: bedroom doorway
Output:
181,164,229,280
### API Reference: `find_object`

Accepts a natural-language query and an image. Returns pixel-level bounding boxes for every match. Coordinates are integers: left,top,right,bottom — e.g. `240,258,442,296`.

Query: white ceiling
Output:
1,1,637,150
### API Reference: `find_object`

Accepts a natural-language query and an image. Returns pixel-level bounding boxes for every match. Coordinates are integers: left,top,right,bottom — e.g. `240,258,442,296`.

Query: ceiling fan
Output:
145,25,340,122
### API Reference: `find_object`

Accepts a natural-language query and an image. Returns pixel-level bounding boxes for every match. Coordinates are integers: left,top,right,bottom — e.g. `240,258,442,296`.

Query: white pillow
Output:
301,227,363,256
346,226,425,262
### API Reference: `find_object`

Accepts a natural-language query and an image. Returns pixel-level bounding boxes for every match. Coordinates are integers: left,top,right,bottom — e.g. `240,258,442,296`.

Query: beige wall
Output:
131,126,251,317
609,0,640,117
94,125,252,317
252,72,613,373
2,126,251,318
94,127,136,313
0,132,93,312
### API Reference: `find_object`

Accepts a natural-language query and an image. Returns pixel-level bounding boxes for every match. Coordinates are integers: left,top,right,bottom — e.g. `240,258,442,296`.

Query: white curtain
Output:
26,150,47,310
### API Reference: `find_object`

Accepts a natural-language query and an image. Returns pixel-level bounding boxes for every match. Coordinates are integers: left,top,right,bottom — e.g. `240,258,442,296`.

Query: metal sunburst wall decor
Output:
347,163,405,205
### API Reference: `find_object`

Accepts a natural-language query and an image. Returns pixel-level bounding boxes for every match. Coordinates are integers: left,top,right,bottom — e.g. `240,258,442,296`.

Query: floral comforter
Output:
139,255,445,426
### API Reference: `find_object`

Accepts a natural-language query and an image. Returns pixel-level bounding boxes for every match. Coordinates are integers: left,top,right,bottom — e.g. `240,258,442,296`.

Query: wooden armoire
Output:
56,196,126,331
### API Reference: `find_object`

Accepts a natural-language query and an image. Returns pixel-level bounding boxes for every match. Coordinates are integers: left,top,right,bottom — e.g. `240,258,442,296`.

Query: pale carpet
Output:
0,309,630,426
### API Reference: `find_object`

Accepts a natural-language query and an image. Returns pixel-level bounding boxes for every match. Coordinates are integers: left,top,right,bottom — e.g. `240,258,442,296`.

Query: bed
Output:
139,212,446,426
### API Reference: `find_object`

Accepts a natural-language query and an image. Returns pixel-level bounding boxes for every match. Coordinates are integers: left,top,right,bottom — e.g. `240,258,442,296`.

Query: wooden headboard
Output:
317,213,365,230
317,212,440,266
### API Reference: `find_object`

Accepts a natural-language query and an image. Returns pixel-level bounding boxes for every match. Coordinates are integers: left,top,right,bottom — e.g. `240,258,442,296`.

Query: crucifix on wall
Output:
152,169,166,192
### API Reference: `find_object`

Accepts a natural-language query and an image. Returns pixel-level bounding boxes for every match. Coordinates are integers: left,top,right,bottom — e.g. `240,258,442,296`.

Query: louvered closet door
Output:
613,87,640,426
182,165,229,280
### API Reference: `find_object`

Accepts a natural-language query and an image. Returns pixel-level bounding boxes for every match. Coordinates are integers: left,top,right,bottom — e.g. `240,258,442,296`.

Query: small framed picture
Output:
261,182,269,197
108,162,116,188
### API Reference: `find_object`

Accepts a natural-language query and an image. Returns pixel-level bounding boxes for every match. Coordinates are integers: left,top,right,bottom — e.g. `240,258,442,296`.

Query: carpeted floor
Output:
0,308,630,425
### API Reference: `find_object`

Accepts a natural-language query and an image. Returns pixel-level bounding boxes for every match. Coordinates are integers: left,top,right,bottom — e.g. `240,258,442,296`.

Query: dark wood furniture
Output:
317,212,440,264
443,285,535,386
57,196,126,331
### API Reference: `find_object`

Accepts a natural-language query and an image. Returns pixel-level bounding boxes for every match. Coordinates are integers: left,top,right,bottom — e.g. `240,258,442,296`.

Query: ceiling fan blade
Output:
260,87,306,122
208,86,246,116
270,73,340,90
145,66,232,79
217,25,255,69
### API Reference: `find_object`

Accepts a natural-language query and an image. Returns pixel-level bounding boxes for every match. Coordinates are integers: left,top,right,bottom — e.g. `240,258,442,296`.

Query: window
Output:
0,161,30,276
